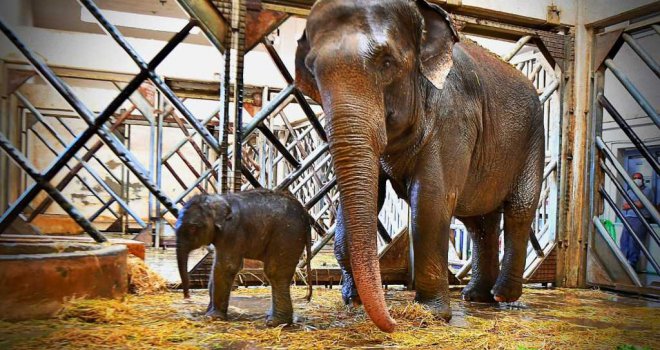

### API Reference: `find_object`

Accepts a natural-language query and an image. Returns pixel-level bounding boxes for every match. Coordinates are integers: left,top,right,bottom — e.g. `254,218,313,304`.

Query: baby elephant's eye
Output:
383,58,393,69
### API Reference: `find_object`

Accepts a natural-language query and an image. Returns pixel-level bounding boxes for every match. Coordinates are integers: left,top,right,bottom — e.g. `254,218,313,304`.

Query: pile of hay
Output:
126,255,167,295
0,287,657,349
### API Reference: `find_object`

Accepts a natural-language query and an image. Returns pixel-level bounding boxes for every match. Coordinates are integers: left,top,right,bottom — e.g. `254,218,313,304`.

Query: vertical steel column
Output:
230,0,247,193
218,1,233,193
155,111,165,248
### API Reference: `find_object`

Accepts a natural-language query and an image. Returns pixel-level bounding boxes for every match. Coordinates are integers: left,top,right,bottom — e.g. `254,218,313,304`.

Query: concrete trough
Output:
0,241,128,321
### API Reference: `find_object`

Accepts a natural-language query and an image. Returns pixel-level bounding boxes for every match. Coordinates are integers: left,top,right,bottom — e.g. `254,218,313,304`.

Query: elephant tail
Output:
529,227,545,258
305,227,313,302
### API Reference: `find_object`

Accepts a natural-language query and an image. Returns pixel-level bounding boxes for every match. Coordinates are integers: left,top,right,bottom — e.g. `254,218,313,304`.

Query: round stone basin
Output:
0,242,128,321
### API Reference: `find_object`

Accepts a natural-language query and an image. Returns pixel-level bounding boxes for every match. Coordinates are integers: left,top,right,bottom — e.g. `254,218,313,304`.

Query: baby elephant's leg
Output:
264,254,297,327
207,252,242,320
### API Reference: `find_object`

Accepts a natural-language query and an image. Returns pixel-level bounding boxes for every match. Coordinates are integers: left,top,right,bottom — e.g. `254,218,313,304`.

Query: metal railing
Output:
589,19,659,290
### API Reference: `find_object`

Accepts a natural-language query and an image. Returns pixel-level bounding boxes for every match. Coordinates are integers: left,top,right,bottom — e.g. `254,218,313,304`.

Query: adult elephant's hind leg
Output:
492,150,542,302
460,211,501,302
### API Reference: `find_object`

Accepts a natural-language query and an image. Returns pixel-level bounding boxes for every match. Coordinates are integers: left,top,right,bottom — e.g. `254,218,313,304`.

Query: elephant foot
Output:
266,313,293,327
340,273,361,306
205,309,228,321
491,276,523,303
414,296,452,321
461,282,496,303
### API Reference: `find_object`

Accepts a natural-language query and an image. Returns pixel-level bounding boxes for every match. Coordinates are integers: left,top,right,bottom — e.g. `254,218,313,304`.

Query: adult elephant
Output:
295,0,544,332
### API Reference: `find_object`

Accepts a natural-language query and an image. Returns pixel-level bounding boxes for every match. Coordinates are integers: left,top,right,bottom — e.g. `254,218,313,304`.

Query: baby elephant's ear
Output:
415,0,460,90
295,31,322,105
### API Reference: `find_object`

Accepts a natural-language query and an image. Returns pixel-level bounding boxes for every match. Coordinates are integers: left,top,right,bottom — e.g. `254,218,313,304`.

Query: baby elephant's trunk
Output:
177,245,191,299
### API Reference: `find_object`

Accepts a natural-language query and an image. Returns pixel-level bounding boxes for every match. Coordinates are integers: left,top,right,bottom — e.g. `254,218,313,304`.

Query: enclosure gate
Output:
0,0,571,288
588,15,659,295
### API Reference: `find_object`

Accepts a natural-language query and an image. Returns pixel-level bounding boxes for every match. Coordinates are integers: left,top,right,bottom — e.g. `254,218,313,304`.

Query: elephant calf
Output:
175,189,315,326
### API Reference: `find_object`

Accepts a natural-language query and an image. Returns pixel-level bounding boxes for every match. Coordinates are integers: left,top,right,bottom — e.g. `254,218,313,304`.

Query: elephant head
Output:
295,0,459,332
175,195,233,298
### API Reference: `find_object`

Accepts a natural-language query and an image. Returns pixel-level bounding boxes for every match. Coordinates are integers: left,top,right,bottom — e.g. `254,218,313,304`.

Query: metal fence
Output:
589,19,659,293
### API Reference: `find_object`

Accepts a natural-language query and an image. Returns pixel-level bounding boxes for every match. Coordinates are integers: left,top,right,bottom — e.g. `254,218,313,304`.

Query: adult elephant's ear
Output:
416,0,460,90
295,32,322,105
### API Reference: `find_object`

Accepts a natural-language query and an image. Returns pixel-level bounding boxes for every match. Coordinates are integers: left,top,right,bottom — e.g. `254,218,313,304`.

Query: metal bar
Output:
175,0,230,53
168,159,221,211
0,132,106,242
79,0,221,154
600,187,660,272
173,150,208,191
604,59,660,128
599,160,660,246
377,219,393,244
27,106,135,221
53,116,123,185
304,178,336,210
622,33,660,79
540,80,560,104
241,165,263,188
26,127,119,219
455,257,472,280
16,92,122,186
0,19,184,229
256,125,301,167
163,107,220,161
597,137,660,225
5,24,186,227
276,144,329,191
82,158,147,227
298,225,336,268
163,160,199,193
598,94,660,175
502,35,532,62
168,110,218,183
242,84,295,137
89,198,115,222
592,217,643,287
162,107,219,162
262,39,327,141
231,0,247,194
654,24,660,35
19,95,124,219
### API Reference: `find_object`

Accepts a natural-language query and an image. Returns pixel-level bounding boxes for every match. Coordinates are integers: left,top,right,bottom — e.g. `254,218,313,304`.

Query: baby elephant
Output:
175,189,316,326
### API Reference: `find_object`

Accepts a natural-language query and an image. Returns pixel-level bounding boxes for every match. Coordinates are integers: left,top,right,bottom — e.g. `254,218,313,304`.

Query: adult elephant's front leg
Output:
410,177,453,321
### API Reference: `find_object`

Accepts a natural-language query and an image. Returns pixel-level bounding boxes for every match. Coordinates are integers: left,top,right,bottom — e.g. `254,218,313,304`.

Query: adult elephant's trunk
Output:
325,96,396,333
177,245,191,299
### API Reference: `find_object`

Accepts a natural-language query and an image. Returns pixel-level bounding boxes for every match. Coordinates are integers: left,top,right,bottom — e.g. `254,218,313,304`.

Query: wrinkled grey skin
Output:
176,189,313,327
296,0,544,332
